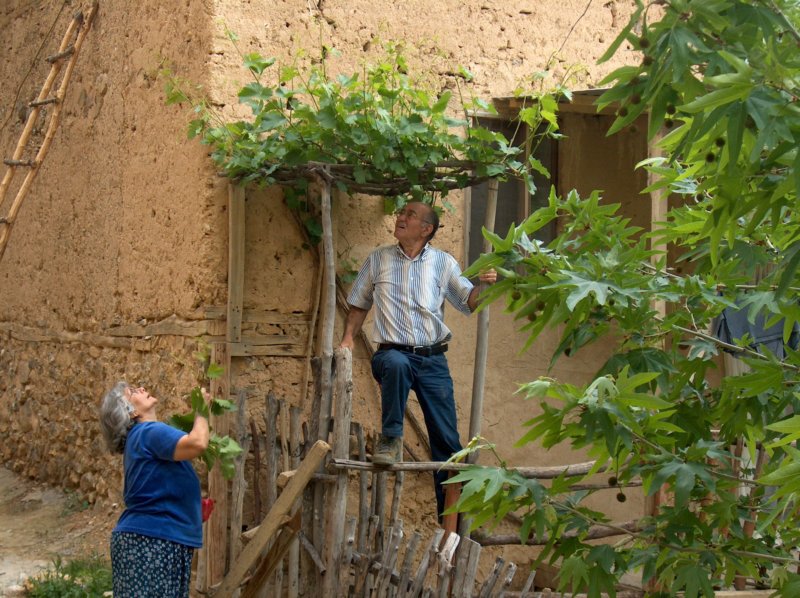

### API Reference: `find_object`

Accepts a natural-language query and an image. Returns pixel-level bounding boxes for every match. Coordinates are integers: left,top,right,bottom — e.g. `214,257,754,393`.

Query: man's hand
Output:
478,268,497,285
468,269,498,312
340,306,369,349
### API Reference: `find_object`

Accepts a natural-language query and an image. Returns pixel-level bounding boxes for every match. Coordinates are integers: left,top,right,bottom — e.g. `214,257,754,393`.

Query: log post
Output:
322,347,353,596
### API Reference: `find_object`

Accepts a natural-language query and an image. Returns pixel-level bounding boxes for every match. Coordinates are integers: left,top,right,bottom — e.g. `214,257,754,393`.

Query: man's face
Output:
393,202,433,245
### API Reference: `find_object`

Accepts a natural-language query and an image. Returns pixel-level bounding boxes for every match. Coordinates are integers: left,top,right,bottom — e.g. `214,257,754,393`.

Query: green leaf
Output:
680,85,751,114
206,363,225,379
243,53,275,76
431,91,451,113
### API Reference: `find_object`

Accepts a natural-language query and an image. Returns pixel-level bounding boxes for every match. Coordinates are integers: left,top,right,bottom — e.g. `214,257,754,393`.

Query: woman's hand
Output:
174,390,211,461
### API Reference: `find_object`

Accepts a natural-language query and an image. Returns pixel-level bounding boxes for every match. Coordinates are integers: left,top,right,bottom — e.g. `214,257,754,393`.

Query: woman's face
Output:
126,386,158,421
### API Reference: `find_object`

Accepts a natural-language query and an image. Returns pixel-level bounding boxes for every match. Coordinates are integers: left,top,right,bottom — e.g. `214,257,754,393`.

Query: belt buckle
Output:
413,345,432,356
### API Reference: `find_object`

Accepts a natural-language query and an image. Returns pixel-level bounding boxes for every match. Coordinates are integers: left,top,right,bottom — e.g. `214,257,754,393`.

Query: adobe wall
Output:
213,0,651,568
1,0,647,562
0,0,222,500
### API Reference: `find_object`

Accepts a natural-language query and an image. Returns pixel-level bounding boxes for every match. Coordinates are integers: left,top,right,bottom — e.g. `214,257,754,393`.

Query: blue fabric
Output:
348,244,474,346
111,531,193,598
714,300,800,359
372,348,462,517
114,421,203,548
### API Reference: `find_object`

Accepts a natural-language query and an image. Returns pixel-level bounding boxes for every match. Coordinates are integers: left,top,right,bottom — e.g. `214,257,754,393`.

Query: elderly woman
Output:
99,381,210,598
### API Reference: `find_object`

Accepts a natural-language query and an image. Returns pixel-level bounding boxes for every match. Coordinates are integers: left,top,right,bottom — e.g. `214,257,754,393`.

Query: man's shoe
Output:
372,435,402,466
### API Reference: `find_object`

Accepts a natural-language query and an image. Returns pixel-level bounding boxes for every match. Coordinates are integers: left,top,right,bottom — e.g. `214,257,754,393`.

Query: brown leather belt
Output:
377,342,448,357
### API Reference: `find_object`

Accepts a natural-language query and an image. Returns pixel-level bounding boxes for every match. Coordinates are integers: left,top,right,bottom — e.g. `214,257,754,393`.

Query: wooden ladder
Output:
0,1,98,262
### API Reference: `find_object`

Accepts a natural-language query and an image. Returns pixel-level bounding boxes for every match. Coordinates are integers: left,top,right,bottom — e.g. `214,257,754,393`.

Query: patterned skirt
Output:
111,531,194,598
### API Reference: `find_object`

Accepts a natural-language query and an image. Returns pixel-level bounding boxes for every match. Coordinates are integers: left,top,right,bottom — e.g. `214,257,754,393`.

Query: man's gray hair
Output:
99,381,134,454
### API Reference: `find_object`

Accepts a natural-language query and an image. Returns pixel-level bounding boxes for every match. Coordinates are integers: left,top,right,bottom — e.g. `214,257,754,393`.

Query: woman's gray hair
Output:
99,381,134,454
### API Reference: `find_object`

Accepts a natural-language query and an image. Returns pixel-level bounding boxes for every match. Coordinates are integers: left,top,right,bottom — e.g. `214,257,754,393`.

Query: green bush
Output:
24,555,112,598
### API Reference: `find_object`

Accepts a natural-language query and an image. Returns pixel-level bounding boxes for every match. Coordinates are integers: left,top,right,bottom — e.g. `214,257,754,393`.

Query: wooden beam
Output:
203,306,312,324
228,184,246,343
206,341,231,586
328,457,605,479
240,511,302,598
211,440,331,597
106,314,213,337
0,321,144,349
228,340,306,357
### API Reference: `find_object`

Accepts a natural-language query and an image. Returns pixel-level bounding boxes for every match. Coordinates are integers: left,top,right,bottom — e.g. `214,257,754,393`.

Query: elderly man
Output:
340,201,496,518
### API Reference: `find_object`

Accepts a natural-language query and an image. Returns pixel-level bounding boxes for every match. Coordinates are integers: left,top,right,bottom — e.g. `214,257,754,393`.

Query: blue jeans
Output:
371,348,463,518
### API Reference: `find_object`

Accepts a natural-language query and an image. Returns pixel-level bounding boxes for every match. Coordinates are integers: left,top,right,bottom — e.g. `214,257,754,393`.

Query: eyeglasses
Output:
396,208,433,225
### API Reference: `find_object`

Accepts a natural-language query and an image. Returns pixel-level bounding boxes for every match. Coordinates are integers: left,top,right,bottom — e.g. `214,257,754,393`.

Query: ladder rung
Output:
46,45,75,63
3,159,35,167
30,97,59,108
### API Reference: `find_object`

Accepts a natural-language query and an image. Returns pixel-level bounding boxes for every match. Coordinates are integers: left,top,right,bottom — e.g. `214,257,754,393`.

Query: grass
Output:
24,554,112,597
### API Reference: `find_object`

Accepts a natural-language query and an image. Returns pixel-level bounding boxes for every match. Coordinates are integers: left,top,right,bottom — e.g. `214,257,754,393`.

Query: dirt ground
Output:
0,465,116,596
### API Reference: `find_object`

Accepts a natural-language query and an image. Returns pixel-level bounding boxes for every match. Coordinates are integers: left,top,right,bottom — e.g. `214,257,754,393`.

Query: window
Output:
465,116,557,265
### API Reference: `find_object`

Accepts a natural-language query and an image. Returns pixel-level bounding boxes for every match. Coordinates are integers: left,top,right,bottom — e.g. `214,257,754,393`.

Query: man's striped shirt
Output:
347,244,474,347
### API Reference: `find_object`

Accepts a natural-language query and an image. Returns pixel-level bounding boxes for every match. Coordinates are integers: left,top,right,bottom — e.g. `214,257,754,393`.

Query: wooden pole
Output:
211,440,331,597
322,347,353,596
311,171,335,586
315,171,336,440
455,178,498,537
467,178,498,452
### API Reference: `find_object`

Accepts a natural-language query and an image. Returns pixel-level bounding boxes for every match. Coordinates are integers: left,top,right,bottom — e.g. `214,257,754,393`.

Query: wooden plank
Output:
229,391,251,598
375,521,404,596
322,348,354,596
410,528,445,598
211,440,330,597
288,406,302,598
264,394,279,508
204,306,313,324
451,536,481,598
206,342,231,587
372,469,387,554
249,418,262,522
355,423,369,553
240,511,301,598
195,505,209,594
436,532,460,598
389,471,405,530
520,569,536,595
477,558,505,598
353,515,379,597
338,517,358,597
497,562,517,598
1,321,143,349
298,531,326,573
229,339,306,357
228,183,246,343
273,400,292,597
397,530,421,597
106,314,214,337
